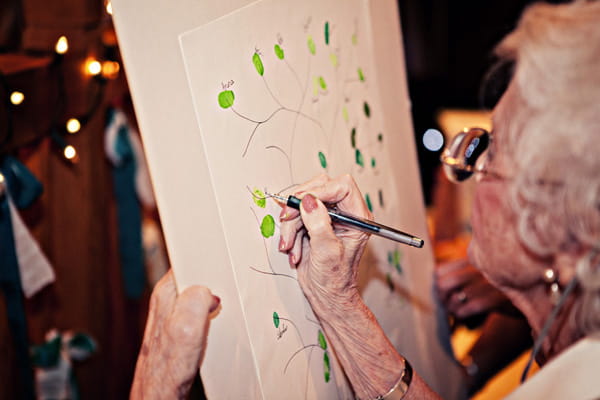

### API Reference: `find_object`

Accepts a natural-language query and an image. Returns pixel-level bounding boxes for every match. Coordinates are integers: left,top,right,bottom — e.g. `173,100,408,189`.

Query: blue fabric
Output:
0,157,40,399
111,122,145,299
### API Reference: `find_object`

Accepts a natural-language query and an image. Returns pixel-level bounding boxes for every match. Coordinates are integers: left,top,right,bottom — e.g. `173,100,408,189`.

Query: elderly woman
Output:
277,1,600,399
131,1,600,399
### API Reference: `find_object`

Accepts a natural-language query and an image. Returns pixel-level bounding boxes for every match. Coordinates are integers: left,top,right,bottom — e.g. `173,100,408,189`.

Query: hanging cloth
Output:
105,109,146,299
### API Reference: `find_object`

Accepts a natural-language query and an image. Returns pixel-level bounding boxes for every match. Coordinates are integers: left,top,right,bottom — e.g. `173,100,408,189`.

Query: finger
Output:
455,281,507,318
166,286,219,367
279,214,304,253
435,264,481,296
277,174,332,221
289,229,304,266
300,194,342,265
436,258,469,275
145,270,178,340
305,174,371,219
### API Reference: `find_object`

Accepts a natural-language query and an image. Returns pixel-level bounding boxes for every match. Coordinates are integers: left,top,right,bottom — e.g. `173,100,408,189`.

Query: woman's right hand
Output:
278,174,372,312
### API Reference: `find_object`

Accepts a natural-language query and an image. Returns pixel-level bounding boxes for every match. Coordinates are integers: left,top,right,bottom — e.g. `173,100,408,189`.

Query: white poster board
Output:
112,0,465,398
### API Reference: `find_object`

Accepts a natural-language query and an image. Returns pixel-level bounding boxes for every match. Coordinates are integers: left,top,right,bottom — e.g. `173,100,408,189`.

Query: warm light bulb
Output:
106,1,113,15
86,60,102,76
66,118,81,134
64,145,77,161
101,61,120,79
10,91,25,105
55,36,69,54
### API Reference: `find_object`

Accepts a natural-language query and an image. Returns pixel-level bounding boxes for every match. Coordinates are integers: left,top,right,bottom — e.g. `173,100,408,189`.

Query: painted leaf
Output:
388,251,393,265
371,157,376,168
307,36,316,55
363,101,371,118
329,53,338,67
355,148,364,167
365,193,373,212
318,330,327,350
358,68,365,82
218,90,235,109
274,44,285,60
379,189,384,207
318,151,327,168
253,52,264,76
318,76,327,90
386,273,395,292
323,352,331,382
273,311,280,328
260,215,275,238
351,128,356,148
378,133,383,142
325,22,330,45
352,33,358,45
253,188,266,208
342,106,349,122
394,249,403,273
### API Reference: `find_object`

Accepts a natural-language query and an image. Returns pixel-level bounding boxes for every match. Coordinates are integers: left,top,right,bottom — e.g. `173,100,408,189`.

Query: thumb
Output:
300,194,340,256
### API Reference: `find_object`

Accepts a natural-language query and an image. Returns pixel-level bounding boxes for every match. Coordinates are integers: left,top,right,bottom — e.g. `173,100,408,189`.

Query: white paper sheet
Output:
178,0,463,398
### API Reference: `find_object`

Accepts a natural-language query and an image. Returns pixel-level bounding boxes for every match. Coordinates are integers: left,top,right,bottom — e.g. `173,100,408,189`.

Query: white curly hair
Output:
494,0,600,335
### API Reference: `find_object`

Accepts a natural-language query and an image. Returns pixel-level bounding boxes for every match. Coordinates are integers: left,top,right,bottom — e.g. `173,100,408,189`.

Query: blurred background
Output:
0,0,549,398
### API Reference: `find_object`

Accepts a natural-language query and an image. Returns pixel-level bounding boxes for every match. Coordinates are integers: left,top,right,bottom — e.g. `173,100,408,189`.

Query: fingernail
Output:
289,252,296,265
210,295,221,313
279,208,288,221
279,237,286,251
301,194,318,213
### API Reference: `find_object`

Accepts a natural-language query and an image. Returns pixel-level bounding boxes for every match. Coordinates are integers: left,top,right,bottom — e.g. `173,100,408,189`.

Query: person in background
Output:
277,1,600,398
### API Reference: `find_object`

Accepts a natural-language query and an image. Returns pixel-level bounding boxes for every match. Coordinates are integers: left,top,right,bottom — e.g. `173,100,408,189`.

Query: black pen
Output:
268,193,424,248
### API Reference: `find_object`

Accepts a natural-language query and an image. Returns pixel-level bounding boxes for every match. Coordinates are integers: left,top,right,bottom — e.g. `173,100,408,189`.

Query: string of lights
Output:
0,1,119,164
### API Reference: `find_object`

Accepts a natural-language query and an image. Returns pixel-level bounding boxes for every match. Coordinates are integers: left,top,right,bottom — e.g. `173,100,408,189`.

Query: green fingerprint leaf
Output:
253,189,266,208
218,90,235,109
318,76,327,90
307,36,316,55
329,53,338,67
371,157,376,168
388,251,393,265
352,33,358,45
394,249,403,273
363,101,371,118
318,151,327,168
273,312,280,328
260,215,275,238
351,128,356,148
365,193,373,212
379,189,384,207
325,22,330,45
378,133,383,142
355,148,364,167
342,106,349,122
386,273,394,292
253,52,264,76
323,352,331,382
318,330,327,350
274,44,285,60
358,68,365,82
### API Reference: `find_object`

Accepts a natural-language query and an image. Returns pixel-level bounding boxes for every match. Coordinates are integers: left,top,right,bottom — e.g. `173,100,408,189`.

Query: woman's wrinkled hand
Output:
130,270,220,400
277,174,371,311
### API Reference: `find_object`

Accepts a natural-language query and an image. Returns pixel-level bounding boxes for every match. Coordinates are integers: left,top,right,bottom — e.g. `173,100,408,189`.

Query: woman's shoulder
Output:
505,334,600,400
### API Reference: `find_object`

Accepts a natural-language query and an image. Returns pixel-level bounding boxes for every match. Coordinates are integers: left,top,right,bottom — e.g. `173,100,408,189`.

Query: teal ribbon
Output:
107,109,145,299
0,156,43,399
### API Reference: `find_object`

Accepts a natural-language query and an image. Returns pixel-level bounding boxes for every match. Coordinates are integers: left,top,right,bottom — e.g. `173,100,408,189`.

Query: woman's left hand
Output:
130,270,220,399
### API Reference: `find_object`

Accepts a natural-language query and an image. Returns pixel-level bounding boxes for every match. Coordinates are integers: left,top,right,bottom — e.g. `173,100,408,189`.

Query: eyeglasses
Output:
440,127,504,183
